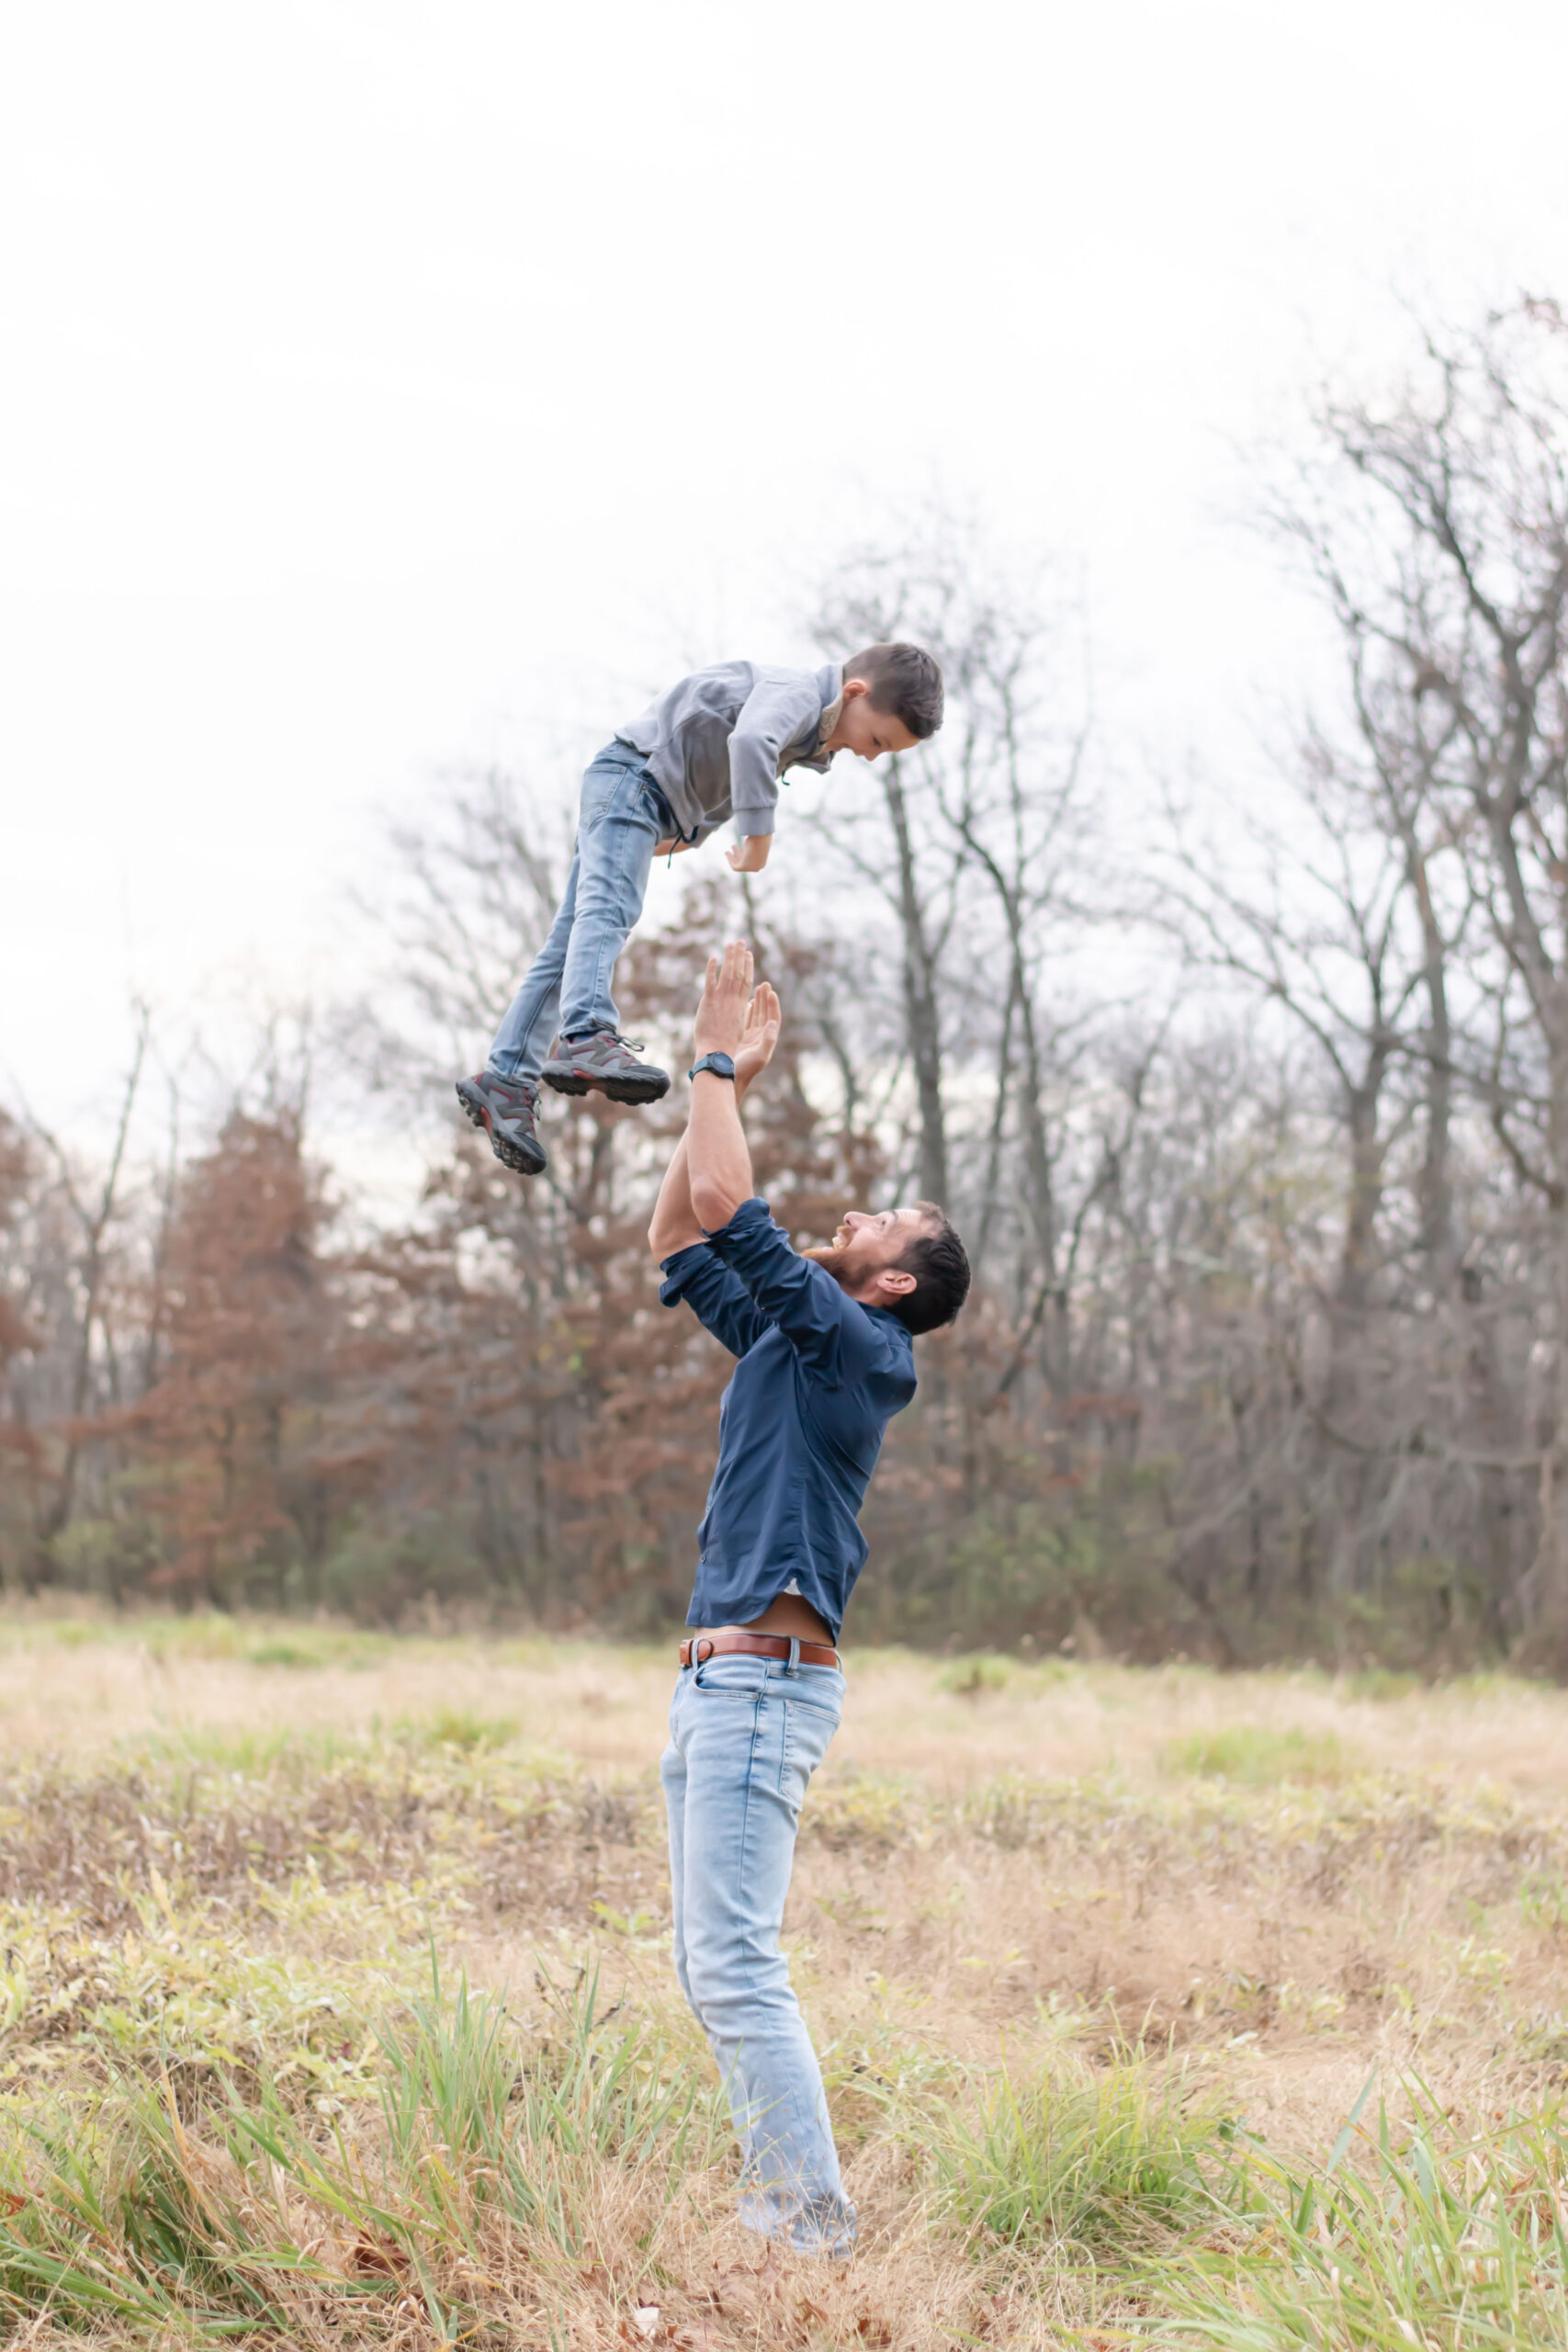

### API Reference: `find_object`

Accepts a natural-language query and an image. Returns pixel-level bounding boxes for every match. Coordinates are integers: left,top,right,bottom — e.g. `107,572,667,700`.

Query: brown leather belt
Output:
679,1631,842,1670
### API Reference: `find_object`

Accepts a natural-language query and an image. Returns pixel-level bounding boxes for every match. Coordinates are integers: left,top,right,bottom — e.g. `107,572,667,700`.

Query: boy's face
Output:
829,679,919,763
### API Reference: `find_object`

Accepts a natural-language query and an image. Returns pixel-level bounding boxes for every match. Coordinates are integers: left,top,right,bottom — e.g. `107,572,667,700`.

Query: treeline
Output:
8,298,1568,1669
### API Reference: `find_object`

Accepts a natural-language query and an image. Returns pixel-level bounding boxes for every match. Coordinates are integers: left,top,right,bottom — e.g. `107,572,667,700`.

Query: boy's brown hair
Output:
845,642,944,741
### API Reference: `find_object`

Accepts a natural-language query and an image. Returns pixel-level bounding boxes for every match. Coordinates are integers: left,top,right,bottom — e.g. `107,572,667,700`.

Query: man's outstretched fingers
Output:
695,940,754,1058
714,941,751,1015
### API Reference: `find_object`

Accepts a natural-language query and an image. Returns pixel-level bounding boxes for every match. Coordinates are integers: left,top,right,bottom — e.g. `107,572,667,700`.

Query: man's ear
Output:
877,1266,917,1299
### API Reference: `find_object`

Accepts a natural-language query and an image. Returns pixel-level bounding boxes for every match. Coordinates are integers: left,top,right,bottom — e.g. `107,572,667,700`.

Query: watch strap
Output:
688,1052,737,1082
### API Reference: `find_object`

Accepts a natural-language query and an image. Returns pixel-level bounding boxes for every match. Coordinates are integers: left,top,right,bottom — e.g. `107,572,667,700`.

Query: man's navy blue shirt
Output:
660,1196,917,1642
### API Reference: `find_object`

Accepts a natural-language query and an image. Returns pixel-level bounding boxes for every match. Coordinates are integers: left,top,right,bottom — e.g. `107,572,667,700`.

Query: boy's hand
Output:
694,940,753,1059
734,981,782,1099
726,835,773,875
654,838,694,856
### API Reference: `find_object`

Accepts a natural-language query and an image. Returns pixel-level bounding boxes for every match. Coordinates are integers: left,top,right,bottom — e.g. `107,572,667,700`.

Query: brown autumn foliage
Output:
0,1116,37,1374
126,1111,351,1601
14,301,1568,1668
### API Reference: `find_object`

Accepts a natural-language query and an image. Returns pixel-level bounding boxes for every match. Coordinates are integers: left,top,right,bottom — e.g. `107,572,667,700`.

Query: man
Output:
649,942,970,2256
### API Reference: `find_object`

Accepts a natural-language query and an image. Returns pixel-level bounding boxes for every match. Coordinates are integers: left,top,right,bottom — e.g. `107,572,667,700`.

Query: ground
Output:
0,1615,1563,2346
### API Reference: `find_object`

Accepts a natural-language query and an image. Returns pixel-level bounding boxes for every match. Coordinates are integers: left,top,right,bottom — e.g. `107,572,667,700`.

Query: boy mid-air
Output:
456,644,944,1175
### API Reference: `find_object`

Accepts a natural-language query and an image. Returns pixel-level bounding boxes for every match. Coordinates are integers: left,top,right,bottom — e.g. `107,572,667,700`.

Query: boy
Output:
456,642,944,1175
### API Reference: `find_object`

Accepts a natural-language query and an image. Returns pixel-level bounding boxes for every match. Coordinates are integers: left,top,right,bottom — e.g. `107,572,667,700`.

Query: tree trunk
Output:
881,758,949,1205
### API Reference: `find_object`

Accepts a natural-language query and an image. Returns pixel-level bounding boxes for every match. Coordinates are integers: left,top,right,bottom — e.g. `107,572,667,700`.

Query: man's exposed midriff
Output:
697,1590,835,1645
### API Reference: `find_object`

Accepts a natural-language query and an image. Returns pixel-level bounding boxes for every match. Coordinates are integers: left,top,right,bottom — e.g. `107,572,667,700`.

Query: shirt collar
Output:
815,662,844,751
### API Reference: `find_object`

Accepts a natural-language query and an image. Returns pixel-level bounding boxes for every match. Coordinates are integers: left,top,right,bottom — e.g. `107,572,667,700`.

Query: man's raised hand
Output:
694,940,754,1060
734,981,782,1098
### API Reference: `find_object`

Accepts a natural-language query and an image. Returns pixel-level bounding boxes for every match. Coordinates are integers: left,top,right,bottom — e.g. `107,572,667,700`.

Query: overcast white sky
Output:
6,0,1568,1142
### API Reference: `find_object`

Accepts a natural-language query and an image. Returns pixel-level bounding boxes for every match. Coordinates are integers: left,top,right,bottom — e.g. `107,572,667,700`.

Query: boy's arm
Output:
726,673,823,847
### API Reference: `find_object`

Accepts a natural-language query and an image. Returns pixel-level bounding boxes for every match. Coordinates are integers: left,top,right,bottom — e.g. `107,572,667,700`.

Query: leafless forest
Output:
10,300,1568,1670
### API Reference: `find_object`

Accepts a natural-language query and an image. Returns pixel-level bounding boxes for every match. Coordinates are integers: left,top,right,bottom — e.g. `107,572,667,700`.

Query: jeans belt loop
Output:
786,1636,801,1676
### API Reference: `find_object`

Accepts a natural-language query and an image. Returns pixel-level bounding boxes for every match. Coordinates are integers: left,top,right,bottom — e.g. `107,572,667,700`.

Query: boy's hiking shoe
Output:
541,1030,671,1104
455,1070,547,1175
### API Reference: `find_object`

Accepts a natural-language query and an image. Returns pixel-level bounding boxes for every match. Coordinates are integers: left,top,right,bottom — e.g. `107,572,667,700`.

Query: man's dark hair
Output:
844,642,944,741
887,1205,971,1335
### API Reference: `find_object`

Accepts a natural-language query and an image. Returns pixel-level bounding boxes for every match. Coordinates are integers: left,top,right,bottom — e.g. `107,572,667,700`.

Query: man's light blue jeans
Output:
487,743,673,1088
660,1651,854,2257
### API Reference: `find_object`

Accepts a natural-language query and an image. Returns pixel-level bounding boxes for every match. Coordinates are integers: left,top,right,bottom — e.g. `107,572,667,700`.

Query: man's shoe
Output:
540,1030,671,1105
455,1070,547,1175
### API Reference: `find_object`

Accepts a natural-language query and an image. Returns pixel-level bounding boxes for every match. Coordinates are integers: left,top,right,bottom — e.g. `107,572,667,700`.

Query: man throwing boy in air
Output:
457,645,943,1176
649,942,970,2257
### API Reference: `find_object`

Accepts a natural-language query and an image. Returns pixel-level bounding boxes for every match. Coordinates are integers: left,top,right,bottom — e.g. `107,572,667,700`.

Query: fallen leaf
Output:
349,2231,407,2278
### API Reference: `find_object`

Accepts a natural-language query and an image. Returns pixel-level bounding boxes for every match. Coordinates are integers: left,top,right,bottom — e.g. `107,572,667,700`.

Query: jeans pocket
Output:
779,1695,839,1811
693,1656,768,1696
638,778,675,834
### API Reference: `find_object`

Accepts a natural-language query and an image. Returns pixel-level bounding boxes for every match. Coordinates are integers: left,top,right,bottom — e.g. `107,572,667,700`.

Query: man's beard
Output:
800,1235,854,1286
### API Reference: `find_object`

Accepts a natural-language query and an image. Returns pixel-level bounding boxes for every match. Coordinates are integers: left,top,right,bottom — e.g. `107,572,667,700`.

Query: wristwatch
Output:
688,1052,737,1082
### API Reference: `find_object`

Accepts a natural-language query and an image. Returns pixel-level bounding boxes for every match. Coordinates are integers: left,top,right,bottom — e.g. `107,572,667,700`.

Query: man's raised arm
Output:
684,942,761,1236
647,958,779,1261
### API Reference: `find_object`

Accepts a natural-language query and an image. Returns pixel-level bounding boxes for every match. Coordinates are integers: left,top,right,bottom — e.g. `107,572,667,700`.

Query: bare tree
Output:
1288,300,1568,1639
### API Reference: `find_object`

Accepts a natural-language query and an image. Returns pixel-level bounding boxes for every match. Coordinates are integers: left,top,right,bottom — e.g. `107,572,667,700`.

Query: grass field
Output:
0,1616,1565,2346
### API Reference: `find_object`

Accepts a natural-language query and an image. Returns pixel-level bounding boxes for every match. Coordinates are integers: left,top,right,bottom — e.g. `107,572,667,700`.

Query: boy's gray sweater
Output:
615,660,844,845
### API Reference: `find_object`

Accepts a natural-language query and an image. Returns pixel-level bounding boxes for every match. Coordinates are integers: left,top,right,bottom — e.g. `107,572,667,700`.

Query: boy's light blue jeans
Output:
487,743,674,1087
660,1651,854,2257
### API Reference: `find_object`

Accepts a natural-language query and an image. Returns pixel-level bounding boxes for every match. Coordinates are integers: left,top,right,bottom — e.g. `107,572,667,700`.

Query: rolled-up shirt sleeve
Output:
727,676,823,836
660,1242,768,1359
705,1197,869,1382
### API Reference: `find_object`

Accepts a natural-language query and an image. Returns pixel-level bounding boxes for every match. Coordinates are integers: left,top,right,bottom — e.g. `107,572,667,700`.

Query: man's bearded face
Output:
801,1205,932,1288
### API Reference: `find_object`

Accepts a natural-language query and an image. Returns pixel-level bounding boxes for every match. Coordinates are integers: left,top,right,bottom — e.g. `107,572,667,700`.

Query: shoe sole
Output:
540,1066,670,1105
455,1080,547,1176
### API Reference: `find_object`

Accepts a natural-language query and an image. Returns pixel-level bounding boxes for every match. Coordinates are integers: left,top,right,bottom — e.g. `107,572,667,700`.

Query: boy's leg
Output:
666,1656,853,2258
460,744,668,1163
455,850,578,1173
546,761,667,1094
485,851,581,1087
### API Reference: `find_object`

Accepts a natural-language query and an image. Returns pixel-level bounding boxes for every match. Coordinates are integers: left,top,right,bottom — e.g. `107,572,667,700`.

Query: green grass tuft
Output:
414,1705,524,1751
1163,1723,1349,1785
1346,1667,1424,1702
938,1655,1013,1698
244,1638,325,1668
1161,2086,1568,2350
920,2050,1228,2256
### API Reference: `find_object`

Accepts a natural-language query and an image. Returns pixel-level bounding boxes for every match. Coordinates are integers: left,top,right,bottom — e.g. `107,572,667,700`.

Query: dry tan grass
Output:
6,1624,1567,1792
1,1617,1566,2345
